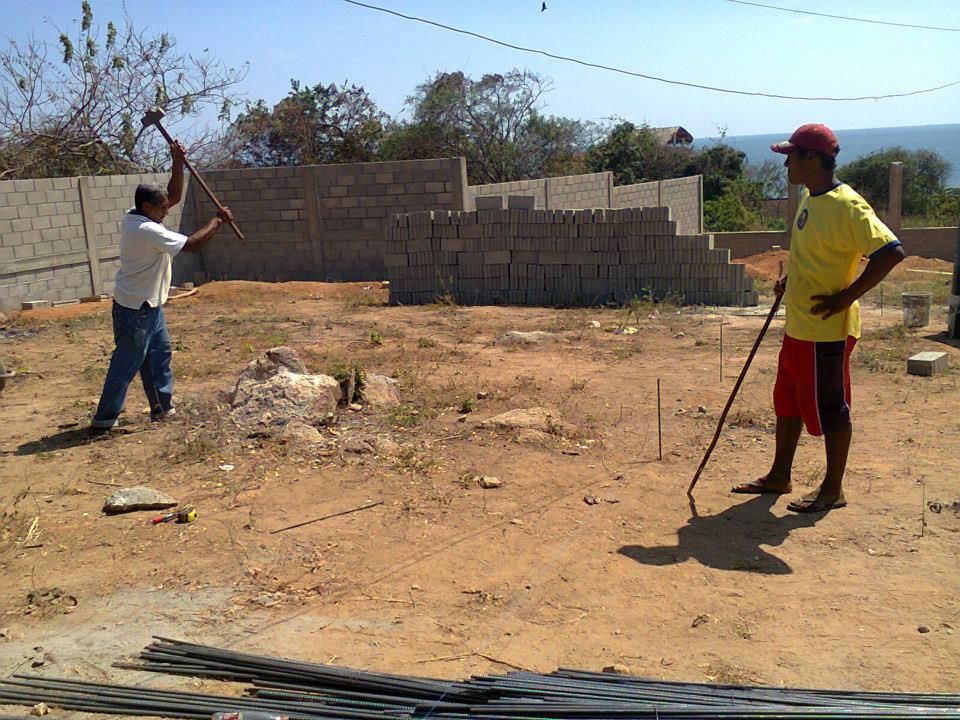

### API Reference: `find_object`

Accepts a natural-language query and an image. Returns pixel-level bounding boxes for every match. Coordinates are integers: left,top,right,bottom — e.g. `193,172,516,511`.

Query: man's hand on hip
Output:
811,290,854,319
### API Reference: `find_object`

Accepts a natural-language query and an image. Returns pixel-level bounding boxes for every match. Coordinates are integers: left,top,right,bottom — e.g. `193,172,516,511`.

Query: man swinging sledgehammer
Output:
90,140,232,431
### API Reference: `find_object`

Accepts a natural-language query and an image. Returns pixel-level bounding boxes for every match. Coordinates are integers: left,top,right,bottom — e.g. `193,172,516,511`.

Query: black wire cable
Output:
725,0,960,33
336,0,960,101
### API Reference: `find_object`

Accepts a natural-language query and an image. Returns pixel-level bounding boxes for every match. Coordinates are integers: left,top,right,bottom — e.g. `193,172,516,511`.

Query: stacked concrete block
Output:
307,157,466,281
386,207,758,308
611,177,703,235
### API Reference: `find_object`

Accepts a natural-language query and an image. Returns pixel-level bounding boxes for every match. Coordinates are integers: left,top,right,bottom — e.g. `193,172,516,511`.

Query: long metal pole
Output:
687,294,782,497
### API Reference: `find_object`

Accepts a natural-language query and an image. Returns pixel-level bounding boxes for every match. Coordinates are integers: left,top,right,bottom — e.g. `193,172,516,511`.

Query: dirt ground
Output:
1,255,958,699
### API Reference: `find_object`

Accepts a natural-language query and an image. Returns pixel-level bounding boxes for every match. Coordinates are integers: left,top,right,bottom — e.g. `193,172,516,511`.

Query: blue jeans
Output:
92,301,174,428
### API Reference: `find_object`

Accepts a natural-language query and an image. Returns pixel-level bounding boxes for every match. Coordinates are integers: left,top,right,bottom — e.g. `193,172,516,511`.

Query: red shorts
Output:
773,335,856,436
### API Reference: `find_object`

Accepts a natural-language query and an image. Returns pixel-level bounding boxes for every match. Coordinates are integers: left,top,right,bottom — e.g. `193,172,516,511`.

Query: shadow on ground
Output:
618,495,823,574
13,426,137,456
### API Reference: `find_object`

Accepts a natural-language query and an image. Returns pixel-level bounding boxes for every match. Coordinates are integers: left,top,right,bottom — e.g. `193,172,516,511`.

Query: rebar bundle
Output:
0,637,957,720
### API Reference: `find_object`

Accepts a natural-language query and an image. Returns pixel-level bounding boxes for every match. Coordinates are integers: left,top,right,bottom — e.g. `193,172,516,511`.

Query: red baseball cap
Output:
770,123,840,156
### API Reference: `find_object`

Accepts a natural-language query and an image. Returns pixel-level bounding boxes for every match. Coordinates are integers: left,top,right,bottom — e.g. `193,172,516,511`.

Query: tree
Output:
0,1,247,179
839,147,951,216
703,177,765,232
228,80,387,167
688,143,747,201
385,69,590,183
587,121,691,185
744,158,787,200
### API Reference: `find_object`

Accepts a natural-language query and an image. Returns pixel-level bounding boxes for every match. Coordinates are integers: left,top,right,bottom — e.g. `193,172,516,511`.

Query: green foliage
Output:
329,362,365,390
690,143,747,201
382,69,594,184
587,121,691,185
229,79,387,167
703,177,764,232
920,188,960,227
840,147,951,216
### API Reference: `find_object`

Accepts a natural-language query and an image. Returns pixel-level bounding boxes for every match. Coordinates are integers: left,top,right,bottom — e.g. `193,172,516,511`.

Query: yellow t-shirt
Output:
784,183,898,342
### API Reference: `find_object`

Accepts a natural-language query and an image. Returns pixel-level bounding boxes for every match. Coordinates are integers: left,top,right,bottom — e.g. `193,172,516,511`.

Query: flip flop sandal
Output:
731,479,792,495
787,495,847,513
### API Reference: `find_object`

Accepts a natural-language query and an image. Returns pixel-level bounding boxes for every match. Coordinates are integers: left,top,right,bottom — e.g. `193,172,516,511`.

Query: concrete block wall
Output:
659,176,703,235
84,173,189,295
612,176,702,235
0,172,200,309
181,157,468,282
467,172,703,236
0,177,87,307
309,158,466,280
385,207,758,307
466,178,547,210
546,172,612,209
186,165,311,282
611,181,659,210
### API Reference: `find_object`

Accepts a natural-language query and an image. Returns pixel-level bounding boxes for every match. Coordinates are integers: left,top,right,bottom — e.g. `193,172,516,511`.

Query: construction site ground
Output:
1,251,958,699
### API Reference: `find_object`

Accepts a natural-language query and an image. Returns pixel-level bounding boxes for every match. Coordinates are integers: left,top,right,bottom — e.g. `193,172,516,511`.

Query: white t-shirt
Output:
113,210,188,309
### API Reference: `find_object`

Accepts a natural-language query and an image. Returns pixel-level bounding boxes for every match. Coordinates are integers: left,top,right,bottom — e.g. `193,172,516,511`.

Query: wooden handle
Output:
687,295,782,496
153,121,245,240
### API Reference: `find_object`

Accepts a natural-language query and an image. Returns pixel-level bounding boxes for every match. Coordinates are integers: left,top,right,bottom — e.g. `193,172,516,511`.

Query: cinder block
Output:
907,351,949,377
475,196,504,211
21,299,51,310
507,195,535,210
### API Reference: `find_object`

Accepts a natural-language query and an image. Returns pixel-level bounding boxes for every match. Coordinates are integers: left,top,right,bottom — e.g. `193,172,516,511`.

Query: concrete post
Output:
606,171,614,208
698,174,704,233
77,176,102,296
188,175,209,280
302,166,325,279
452,156,469,211
888,162,903,233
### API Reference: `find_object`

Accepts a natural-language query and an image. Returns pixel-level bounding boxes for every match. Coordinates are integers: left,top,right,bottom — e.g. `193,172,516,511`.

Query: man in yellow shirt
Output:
732,123,905,512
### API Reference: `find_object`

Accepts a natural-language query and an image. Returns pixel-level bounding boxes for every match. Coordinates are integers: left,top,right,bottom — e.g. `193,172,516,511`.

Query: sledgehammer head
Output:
140,106,166,128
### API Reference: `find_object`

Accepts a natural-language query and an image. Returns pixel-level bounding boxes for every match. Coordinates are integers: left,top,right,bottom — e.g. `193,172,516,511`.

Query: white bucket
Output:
902,292,932,328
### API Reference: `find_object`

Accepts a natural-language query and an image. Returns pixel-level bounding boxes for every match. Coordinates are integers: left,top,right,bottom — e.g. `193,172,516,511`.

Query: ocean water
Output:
695,123,960,187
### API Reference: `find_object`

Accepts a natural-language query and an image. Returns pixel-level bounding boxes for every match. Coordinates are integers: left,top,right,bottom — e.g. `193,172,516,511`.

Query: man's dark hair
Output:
134,184,167,212
799,148,837,172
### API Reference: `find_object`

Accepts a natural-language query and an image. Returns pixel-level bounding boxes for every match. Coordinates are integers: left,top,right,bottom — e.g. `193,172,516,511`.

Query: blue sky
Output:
5,0,959,139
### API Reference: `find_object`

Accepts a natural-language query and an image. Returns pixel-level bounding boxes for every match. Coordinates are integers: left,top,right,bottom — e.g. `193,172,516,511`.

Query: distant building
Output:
651,126,694,146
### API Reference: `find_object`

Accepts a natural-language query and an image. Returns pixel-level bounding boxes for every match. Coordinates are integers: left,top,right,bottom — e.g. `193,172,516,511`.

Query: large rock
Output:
282,420,324,445
479,407,559,433
232,369,341,426
103,486,177,515
495,331,561,346
232,346,308,402
361,374,401,408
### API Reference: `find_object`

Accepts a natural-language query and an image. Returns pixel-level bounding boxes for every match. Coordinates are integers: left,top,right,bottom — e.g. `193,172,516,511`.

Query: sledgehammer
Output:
140,106,245,240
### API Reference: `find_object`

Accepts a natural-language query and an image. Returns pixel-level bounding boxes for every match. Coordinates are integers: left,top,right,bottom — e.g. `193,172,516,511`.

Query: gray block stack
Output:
385,207,759,307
